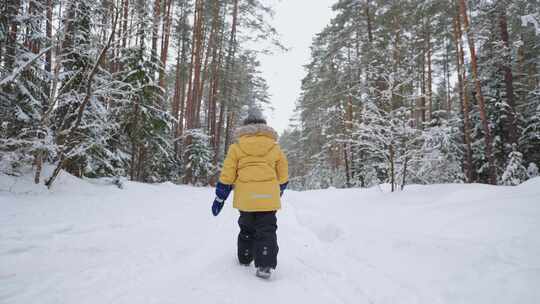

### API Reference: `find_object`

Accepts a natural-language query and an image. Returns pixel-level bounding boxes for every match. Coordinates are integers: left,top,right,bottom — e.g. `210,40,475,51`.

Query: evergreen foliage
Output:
281,0,540,190
1,0,277,187
501,146,529,186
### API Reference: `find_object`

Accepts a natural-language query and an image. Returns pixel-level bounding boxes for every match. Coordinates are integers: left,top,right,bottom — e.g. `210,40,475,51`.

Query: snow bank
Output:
1,172,539,304
0,166,105,196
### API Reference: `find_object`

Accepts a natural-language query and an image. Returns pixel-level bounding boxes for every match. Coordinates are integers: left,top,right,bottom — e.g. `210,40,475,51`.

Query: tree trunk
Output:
151,0,161,68
158,0,173,96
172,2,189,156
389,144,395,192
391,13,401,110
420,49,426,125
5,0,21,71
444,34,451,116
498,5,518,149
365,0,373,44
459,0,497,184
183,0,206,184
219,0,239,157
343,48,354,187
26,1,41,54
224,110,235,156
343,143,351,187
209,32,225,162
121,0,129,48
197,0,223,127
130,140,136,181
186,0,205,130
31,0,51,184
427,27,433,122
363,0,373,92
453,9,474,183
110,3,119,73
45,0,53,75
172,43,183,154
401,155,408,191
34,152,43,184
136,145,146,182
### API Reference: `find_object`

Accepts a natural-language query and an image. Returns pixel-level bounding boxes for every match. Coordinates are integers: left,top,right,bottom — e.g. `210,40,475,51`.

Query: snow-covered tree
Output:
411,122,464,184
182,128,214,186
501,146,528,186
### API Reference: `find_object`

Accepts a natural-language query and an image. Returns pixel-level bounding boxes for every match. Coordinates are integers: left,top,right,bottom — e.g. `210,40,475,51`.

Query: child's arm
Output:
211,145,239,216
276,147,289,195
219,145,239,186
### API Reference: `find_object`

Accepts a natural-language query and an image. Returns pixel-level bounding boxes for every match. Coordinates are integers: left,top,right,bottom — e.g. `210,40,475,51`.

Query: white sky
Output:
259,0,336,134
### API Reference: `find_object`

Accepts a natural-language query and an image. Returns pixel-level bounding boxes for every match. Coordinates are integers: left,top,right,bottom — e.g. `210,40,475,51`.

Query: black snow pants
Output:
237,211,278,269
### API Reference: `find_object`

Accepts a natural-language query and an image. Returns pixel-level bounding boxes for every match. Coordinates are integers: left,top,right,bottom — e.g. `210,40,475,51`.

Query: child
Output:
211,109,288,279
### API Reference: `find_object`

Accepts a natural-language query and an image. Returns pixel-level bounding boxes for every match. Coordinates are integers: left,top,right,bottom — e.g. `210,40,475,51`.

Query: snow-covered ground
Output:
1,170,540,304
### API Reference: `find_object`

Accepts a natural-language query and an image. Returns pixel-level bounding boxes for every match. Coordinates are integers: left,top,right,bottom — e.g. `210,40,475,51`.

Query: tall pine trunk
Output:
121,0,129,48
183,0,206,184
427,27,433,122
151,0,161,67
172,2,189,158
218,0,239,157
497,5,518,150
196,0,221,127
453,11,473,183
158,0,173,97
458,0,497,185
5,0,21,72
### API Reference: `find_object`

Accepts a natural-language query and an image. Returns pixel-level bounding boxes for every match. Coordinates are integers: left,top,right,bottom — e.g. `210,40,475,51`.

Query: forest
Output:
281,0,540,190
1,0,281,188
1,0,540,191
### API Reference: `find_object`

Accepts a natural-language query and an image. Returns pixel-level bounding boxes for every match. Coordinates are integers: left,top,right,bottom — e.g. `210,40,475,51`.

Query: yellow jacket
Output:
219,124,288,212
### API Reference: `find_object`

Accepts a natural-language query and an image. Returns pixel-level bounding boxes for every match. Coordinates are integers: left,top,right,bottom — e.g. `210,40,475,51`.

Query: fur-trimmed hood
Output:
234,124,278,141
234,124,279,156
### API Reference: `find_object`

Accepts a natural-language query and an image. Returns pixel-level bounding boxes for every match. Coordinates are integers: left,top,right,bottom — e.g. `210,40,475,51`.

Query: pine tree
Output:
501,145,528,186
182,128,214,186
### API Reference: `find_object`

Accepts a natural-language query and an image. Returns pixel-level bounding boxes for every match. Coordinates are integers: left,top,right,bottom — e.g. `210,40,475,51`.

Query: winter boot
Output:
256,266,273,279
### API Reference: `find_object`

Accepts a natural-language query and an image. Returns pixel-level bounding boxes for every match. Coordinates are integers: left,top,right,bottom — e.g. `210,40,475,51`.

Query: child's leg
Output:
253,211,279,269
237,211,255,265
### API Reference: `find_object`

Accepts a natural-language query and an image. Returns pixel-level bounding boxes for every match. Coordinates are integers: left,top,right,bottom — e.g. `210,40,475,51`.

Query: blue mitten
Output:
212,198,224,216
280,182,289,197
212,182,233,216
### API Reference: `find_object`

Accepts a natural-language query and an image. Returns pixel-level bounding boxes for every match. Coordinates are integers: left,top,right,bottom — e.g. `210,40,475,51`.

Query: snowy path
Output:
1,173,540,304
